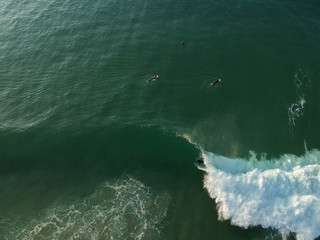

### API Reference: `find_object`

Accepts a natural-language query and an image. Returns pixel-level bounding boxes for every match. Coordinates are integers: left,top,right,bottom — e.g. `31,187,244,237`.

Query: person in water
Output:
210,78,221,86
148,75,158,82
291,104,299,112
181,40,185,45
194,159,204,166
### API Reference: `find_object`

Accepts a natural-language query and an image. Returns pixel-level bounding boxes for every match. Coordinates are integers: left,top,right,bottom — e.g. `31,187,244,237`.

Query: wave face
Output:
202,149,320,240
2,176,170,240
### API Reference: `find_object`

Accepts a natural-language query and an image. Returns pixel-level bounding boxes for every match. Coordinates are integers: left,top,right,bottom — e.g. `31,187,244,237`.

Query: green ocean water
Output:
1,0,320,239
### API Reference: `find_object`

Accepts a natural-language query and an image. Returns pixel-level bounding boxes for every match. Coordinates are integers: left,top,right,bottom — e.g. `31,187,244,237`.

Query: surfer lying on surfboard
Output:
147,75,158,82
210,78,221,86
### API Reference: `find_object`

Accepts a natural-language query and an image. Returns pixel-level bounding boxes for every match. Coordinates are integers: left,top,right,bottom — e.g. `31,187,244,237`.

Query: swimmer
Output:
181,40,185,45
210,78,221,86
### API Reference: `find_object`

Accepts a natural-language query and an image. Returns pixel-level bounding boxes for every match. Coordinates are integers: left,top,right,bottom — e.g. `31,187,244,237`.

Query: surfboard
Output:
194,161,204,167
210,79,221,86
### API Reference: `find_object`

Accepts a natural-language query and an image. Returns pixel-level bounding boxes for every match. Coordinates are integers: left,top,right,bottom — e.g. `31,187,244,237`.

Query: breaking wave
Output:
202,149,320,240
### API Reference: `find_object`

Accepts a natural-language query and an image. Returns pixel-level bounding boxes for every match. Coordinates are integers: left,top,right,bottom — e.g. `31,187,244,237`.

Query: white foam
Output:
5,176,170,240
288,68,310,128
202,149,320,240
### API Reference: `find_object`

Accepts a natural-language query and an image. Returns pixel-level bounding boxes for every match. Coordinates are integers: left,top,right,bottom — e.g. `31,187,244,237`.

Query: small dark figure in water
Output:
194,159,204,166
181,40,185,45
210,78,221,86
291,104,299,112
148,75,158,82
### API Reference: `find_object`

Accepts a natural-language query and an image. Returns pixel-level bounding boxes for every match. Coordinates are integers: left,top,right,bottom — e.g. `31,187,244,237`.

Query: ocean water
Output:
1,0,320,239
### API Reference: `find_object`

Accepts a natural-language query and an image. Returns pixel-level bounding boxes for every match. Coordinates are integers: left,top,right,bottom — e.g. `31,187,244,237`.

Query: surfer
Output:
194,159,204,166
147,75,158,82
291,103,299,113
210,78,221,86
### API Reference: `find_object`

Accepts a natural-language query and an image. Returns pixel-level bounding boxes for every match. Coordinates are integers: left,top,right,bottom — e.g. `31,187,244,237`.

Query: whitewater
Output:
201,149,320,240
2,176,170,239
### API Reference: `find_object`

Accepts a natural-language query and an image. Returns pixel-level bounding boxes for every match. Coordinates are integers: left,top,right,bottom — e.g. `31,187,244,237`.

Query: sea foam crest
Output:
202,149,320,240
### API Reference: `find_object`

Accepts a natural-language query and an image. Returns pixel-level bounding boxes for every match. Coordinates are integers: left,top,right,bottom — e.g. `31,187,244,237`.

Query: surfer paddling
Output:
147,75,158,82
210,78,221,86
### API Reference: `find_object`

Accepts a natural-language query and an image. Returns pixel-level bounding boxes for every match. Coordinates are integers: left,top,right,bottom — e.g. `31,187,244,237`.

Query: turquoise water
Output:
1,0,320,239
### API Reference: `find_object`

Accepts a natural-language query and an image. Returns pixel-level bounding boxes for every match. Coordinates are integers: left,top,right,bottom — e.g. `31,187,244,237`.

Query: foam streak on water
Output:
202,149,320,240
2,176,170,240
